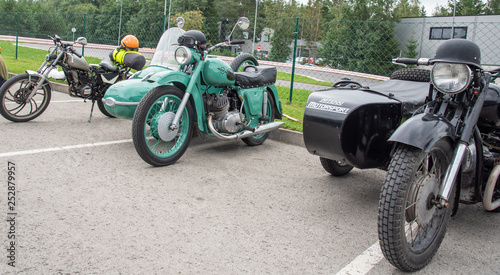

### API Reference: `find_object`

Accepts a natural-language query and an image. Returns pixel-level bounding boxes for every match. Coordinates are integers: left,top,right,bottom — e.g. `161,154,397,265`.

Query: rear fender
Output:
266,85,283,119
389,113,456,152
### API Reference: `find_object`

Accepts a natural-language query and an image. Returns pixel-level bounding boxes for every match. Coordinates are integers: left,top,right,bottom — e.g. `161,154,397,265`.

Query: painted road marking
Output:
0,139,132,158
335,242,384,275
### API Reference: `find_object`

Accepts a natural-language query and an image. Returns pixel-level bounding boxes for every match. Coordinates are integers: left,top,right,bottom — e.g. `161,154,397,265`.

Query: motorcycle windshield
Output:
150,27,186,69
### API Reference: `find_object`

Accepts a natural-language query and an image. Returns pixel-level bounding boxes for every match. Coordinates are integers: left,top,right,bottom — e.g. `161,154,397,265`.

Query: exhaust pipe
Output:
484,164,500,211
207,114,284,141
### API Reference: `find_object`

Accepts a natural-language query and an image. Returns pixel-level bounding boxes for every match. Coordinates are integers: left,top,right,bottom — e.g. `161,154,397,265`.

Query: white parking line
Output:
335,242,384,275
0,139,132,158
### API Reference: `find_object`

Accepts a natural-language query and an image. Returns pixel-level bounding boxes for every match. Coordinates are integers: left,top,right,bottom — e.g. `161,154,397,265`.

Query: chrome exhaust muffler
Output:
207,114,284,141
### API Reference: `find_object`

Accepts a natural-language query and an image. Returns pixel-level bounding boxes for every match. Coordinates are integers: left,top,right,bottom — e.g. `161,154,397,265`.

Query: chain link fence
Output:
1,12,499,103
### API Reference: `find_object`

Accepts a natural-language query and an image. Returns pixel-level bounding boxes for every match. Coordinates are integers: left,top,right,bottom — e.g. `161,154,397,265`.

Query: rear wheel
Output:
242,91,275,146
378,140,454,271
0,73,51,122
132,86,193,166
320,157,354,176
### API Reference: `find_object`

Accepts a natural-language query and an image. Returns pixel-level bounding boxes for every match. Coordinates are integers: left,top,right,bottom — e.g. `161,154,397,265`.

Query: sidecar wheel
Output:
390,68,430,83
242,91,275,146
0,73,51,122
97,99,115,118
231,53,259,72
320,157,354,176
132,86,193,166
378,141,454,271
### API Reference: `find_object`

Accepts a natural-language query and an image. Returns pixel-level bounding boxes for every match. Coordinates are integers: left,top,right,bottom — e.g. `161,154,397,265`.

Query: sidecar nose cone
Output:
103,97,116,107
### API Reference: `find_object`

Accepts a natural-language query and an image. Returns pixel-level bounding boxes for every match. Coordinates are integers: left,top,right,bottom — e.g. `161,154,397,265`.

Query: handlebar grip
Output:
230,40,245,45
392,58,418,65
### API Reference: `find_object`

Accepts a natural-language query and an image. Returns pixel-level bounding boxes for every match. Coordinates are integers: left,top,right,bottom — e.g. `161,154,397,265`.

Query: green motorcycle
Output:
103,17,283,166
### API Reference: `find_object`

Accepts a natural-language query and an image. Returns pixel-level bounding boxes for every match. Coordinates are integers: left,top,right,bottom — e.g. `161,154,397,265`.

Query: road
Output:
1,91,499,274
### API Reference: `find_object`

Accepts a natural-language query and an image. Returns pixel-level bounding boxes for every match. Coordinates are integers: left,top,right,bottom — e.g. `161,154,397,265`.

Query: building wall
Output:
398,15,500,65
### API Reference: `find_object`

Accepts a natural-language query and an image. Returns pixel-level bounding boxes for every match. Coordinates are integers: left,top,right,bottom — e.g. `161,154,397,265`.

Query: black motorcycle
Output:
303,39,500,271
0,35,143,122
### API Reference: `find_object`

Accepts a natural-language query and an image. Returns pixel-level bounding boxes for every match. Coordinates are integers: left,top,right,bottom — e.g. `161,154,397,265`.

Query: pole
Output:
167,0,172,30
118,1,123,45
163,0,167,32
252,0,258,55
289,17,299,103
452,0,456,38
15,12,19,59
82,14,87,55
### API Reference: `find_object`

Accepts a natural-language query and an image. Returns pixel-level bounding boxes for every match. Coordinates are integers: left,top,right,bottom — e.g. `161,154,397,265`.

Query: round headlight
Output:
431,62,472,94
174,46,193,65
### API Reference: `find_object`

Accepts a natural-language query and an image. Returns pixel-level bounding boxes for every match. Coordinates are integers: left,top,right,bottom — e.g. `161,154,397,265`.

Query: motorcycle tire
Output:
97,98,115,118
390,68,430,83
132,85,193,167
0,73,51,122
320,157,354,176
242,91,275,146
231,53,259,72
378,140,454,272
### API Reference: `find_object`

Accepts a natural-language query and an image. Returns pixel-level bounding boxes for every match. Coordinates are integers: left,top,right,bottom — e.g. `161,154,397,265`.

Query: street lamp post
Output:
117,0,123,45
252,0,258,54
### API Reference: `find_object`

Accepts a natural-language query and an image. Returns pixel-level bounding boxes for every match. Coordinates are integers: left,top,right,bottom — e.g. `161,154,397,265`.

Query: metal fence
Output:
1,12,499,103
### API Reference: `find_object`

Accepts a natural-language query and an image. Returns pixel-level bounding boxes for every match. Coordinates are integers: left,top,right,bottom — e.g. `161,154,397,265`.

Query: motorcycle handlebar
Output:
392,58,430,67
230,40,245,45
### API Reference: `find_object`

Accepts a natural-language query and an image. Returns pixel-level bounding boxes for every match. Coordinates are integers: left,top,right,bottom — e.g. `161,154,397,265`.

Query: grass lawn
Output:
0,39,322,132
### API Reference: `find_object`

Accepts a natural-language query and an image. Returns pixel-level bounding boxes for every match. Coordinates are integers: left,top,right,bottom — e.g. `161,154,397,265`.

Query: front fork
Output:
436,86,487,208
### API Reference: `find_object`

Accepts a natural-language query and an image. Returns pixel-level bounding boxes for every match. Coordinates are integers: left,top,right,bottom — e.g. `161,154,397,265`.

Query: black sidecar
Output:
303,78,430,172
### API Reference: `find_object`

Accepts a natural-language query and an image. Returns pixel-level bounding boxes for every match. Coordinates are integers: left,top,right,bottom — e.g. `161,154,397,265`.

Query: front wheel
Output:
378,141,454,271
320,157,354,176
0,73,51,122
132,86,193,166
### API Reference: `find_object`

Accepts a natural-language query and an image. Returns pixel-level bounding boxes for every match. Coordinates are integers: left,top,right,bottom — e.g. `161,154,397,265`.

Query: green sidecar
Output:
103,17,283,166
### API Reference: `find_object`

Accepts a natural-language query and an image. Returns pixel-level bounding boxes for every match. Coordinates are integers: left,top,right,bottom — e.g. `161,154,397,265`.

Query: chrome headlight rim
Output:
174,46,193,65
431,62,472,95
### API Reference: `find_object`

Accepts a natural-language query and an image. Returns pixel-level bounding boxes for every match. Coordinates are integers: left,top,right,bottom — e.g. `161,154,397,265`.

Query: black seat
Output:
234,65,277,88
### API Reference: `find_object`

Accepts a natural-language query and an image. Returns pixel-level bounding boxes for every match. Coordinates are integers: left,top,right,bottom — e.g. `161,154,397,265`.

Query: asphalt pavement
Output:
1,91,499,274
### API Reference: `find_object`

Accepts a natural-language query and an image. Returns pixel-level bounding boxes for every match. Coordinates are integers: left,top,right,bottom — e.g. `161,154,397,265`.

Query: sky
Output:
420,0,450,15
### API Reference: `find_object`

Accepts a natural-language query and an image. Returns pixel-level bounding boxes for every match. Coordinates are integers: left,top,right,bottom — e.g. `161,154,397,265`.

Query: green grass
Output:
0,40,102,74
0,40,314,132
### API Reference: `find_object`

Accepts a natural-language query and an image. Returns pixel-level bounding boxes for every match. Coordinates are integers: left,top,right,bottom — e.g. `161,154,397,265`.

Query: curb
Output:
11,76,305,148
269,128,304,147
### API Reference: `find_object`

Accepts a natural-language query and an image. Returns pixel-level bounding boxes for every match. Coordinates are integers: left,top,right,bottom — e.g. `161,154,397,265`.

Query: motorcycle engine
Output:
68,70,93,98
204,93,243,134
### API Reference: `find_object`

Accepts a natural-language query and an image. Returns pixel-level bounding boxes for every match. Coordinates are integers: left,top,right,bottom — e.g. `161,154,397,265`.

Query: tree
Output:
395,0,425,17
320,0,401,76
433,0,487,16
301,0,328,63
262,0,296,62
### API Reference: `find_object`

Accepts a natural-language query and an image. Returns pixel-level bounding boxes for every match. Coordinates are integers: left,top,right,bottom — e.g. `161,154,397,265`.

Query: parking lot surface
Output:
1,91,500,274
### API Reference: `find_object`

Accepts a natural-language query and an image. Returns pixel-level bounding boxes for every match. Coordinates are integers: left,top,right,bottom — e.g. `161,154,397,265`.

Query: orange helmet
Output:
121,35,139,50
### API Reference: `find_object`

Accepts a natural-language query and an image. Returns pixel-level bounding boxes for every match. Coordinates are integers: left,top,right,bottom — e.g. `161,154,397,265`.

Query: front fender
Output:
389,113,456,152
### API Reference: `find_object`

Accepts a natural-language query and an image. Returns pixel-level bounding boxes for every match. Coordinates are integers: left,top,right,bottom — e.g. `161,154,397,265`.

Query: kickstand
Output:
88,100,95,123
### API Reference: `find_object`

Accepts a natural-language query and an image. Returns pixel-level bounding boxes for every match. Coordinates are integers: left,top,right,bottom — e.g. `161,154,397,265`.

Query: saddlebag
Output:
303,79,429,169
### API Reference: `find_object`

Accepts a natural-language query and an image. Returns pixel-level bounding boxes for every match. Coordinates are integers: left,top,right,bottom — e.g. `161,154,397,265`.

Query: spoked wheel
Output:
132,85,193,166
378,140,454,271
230,53,259,72
320,157,354,176
0,73,51,122
242,91,275,146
